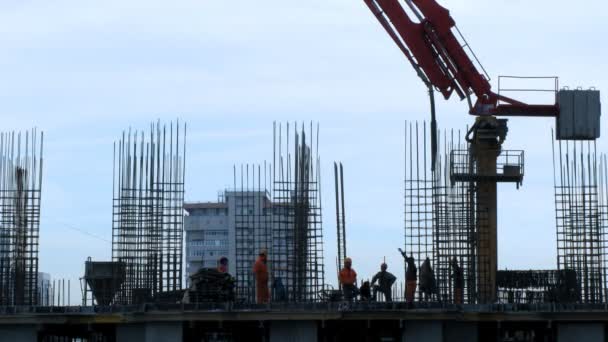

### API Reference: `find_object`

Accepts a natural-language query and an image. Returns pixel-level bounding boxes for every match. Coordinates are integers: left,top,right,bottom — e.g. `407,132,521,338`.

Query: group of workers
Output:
338,250,464,304
212,248,465,304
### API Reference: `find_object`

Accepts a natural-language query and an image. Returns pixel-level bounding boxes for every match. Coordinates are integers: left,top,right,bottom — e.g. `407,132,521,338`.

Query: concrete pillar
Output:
402,321,443,342
116,322,182,342
557,323,604,342
270,320,317,342
0,325,37,342
444,322,478,342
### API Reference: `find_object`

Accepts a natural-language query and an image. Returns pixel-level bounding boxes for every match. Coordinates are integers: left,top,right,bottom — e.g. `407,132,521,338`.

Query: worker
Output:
217,256,228,273
451,257,464,305
272,277,287,302
359,281,372,301
419,257,437,302
338,257,357,301
371,263,396,302
252,249,270,304
399,248,417,304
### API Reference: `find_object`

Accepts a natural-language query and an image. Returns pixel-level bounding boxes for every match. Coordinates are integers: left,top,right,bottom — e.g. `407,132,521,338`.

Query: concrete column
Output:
402,321,443,342
0,325,37,342
270,321,317,342
117,322,182,342
557,323,604,342
444,322,478,342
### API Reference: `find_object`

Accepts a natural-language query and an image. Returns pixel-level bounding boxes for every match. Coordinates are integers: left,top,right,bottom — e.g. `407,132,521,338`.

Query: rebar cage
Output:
232,164,272,303
552,136,608,303
404,121,497,304
112,121,186,304
272,122,324,302
0,129,43,306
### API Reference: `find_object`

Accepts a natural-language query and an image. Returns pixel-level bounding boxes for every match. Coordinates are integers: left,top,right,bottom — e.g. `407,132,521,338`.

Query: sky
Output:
0,0,606,304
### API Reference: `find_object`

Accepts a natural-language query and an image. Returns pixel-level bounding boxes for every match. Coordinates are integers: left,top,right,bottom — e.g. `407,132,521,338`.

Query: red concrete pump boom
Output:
364,0,559,117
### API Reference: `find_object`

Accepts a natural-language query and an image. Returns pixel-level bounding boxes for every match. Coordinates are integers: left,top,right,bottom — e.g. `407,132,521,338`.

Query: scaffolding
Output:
0,129,43,306
552,136,607,303
112,121,186,304
232,163,272,303
272,122,324,302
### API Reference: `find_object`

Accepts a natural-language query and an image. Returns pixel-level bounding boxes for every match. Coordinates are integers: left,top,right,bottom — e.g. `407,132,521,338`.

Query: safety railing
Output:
497,76,559,106
450,149,524,186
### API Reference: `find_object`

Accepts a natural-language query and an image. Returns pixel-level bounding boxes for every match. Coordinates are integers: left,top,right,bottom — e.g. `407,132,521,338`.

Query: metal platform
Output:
449,149,524,186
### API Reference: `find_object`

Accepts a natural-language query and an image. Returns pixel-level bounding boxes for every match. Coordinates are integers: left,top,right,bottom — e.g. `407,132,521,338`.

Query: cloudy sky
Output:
1,0,606,303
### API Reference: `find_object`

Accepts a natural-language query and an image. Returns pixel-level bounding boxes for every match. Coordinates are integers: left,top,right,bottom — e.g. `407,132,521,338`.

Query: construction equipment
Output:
82,258,126,306
365,0,601,303
186,268,235,303
364,0,560,117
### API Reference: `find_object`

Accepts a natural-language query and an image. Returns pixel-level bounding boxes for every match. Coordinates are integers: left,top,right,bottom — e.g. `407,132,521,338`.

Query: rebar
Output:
232,163,272,303
334,162,346,285
552,133,607,303
272,122,324,302
0,129,43,306
112,120,186,304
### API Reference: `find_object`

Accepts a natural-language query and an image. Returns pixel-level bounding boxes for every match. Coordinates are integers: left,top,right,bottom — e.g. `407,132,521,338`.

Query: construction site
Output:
0,0,607,341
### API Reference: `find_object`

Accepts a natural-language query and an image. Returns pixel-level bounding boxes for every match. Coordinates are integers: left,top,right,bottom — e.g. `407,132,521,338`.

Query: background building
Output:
184,190,271,298
37,272,51,306
184,200,230,278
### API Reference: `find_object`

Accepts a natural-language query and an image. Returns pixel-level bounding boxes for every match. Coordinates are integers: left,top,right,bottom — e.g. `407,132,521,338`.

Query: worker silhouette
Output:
339,257,357,302
217,256,228,273
272,277,287,302
419,257,438,302
359,281,372,302
450,257,464,305
371,263,396,302
399,248,417,304
252,249,270,304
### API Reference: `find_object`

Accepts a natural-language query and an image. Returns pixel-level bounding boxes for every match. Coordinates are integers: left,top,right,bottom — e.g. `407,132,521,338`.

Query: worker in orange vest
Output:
339,257,357,301
217,256,228,273
253,249,270,304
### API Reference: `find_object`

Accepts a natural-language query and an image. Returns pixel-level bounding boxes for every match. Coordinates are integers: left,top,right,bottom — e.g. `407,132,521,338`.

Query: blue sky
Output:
1,0,606,303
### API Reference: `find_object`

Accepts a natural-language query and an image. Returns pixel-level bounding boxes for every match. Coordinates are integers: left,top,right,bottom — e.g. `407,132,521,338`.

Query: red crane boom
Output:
364,0,559,117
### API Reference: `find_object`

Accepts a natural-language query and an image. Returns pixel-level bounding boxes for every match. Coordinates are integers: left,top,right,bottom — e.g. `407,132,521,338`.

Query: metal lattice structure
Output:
232,163,272,303
112,121,186,304
432,127,478,304
272,122,324,302
496,270,578,304
405,121,506,304
0,129,43,306
552,136,607,303
333,162,346,284
403,121,434,292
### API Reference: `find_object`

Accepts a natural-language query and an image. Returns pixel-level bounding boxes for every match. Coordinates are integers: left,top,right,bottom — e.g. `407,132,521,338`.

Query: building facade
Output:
185,189,323,302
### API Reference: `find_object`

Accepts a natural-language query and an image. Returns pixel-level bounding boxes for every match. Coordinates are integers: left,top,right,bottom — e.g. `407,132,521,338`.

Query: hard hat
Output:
260,249,268,256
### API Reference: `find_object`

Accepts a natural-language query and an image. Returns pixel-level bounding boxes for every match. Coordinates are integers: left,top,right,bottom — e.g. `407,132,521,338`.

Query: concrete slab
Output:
270,320,317,342
444,321,477,342
117,322,183,342
0,325,37,342
402,321,443,342
557,323,604,342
